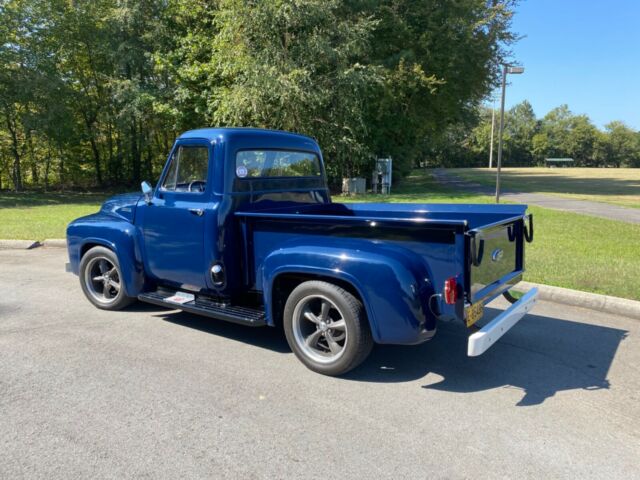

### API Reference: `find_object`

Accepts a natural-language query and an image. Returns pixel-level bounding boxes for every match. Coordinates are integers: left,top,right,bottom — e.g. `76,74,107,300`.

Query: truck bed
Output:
236,201,530,309
237,202,526,230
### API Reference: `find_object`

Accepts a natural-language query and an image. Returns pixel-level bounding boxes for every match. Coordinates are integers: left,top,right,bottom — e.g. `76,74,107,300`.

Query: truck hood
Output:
100,192,142,223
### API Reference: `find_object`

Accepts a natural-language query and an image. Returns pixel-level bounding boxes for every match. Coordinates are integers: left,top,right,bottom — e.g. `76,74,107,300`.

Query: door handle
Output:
189,208,204,217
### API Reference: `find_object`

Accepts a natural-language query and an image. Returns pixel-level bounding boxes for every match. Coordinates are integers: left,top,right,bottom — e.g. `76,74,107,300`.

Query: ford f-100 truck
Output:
67,128,537,375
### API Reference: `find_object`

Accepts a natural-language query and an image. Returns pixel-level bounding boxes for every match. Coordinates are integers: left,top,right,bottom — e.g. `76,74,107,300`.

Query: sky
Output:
499,0,640,129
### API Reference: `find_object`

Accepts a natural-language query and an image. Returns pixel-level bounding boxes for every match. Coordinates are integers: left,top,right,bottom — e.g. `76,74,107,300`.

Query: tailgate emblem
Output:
491,248,504,262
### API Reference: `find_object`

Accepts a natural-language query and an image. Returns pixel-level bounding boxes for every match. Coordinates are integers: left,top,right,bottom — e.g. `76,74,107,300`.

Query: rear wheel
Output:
283,280,373,376
503,290,521,304
79,246,135,310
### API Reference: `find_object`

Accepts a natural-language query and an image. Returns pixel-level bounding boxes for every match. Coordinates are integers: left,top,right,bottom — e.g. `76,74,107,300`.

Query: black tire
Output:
503,290,520,304
283,280,373,376
79,246,136,310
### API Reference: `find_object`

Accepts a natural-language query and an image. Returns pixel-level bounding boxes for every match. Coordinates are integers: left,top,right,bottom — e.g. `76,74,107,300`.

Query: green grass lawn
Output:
2,171,639,300
341,170,640,300
0,192,105,240
523,205,640,300
450,167,640,209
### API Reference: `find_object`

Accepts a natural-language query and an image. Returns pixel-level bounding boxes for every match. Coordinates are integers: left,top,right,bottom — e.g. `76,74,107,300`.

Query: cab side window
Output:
162,146,209,193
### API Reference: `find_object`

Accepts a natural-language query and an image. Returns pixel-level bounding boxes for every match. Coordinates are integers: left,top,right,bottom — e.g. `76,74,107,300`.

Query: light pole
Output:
488,98,496,168
495,65,524,203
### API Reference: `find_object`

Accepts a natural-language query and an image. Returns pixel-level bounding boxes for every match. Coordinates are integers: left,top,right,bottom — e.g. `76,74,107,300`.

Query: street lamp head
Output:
506,66,525,74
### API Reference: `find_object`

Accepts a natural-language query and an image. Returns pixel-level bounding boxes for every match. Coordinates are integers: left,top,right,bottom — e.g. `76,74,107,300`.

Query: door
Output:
142,140,212,290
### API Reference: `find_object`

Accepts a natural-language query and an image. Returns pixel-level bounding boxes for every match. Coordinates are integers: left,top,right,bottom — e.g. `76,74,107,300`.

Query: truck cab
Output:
67,128,537,375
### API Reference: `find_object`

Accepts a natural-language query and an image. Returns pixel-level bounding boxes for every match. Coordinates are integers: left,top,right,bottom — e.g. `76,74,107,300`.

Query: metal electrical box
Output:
372,158,392,194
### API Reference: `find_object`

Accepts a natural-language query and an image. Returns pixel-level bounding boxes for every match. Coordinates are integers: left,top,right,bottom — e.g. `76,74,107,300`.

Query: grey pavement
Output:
1,248,639,479
433,168,640,224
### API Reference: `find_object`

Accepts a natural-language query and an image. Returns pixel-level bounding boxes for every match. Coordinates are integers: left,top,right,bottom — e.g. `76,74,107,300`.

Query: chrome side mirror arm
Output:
141,181,153,205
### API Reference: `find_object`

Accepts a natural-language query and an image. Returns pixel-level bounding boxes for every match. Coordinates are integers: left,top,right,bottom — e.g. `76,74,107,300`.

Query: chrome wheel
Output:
292,295,348,364
84,256,122,305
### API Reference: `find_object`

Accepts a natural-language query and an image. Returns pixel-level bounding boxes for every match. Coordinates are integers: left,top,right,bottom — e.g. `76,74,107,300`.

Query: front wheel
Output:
283,280,373,376
79,246,135,310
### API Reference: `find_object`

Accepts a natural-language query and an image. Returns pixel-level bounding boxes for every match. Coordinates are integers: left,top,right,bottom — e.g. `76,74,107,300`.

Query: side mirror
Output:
141,181,153,204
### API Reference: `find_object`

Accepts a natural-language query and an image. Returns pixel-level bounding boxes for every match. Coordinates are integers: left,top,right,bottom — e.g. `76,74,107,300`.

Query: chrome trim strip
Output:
466,215,524,236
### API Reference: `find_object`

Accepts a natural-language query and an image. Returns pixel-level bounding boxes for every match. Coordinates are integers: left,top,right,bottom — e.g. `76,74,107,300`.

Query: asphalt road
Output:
1,248,639,479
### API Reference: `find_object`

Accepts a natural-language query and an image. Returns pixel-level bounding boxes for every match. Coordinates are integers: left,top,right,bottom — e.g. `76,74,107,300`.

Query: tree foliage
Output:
2,0,636,193
436,102,640,168
0,0,518,190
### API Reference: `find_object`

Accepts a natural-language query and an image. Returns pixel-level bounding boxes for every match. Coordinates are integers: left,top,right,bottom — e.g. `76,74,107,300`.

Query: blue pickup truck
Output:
67,128,537,375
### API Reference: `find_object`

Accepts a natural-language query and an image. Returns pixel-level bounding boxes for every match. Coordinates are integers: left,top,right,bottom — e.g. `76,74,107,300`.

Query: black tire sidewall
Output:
79,246,134,310
283,280,372,376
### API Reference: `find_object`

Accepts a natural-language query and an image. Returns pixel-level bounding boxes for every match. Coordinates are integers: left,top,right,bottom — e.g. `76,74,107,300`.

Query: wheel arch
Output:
260,244,435,344
270,270,368,330
68,215,145,297
80,239,116,258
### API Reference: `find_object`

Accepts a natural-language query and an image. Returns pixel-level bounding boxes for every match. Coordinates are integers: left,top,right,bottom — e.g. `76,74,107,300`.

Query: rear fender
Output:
261,244,436,344
66,213,145,297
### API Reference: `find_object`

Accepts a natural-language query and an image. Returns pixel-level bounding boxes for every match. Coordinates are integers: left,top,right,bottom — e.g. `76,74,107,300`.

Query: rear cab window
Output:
162,146,209,193
235,150,321,178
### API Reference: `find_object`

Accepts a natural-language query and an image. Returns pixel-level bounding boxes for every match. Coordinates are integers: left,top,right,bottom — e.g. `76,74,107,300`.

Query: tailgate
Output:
467,214,532,304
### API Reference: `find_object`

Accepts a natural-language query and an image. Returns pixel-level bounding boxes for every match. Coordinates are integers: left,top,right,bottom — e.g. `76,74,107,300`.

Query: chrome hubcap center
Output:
85,257,120,304
292,294,348,365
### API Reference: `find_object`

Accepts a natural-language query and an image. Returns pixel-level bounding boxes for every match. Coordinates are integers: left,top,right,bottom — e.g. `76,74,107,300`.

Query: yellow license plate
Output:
465,302,484,327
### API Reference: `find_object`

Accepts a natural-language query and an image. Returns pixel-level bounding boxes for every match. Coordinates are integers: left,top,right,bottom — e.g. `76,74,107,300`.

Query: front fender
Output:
261,242,436,344
66,213,145,297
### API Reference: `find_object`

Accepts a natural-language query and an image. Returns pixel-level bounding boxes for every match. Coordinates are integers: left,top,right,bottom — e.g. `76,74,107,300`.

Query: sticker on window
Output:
236,166,248,178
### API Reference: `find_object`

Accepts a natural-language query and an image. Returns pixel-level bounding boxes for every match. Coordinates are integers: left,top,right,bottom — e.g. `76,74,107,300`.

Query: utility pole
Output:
489,102,496,169
495,65,524,203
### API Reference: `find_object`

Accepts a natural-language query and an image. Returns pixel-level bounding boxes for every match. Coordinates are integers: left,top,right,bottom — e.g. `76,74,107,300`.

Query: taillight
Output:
444,277,458,305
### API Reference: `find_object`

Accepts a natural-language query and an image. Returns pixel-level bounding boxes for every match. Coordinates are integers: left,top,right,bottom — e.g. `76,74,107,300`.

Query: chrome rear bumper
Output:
467,288,538,356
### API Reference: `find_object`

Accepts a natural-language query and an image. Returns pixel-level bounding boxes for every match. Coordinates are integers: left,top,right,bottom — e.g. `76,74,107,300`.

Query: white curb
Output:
43,238,67,248
517,281,640,321
0,239,41,250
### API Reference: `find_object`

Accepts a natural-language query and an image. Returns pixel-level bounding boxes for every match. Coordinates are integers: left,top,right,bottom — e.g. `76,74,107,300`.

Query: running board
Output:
138,291,267,327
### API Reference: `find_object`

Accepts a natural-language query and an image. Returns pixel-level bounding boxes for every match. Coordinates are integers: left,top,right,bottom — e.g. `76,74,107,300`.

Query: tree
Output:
532,105,572,162
157,0,517,180
359,0,518,176
466,106,495,166
0,0,34,191
601,121,640,167
503,100,537,165
531,105,597,166
465,100,538,167
0,0,520,189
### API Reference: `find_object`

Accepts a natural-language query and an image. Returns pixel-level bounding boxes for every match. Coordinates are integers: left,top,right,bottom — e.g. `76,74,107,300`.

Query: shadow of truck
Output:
351,307,627,406
157,305,627,406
